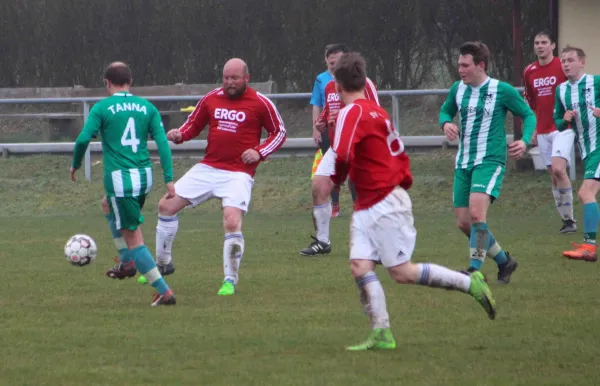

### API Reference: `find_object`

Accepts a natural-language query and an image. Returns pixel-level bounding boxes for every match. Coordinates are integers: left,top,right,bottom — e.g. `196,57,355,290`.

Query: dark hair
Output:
562,45,586,59
459,41,490,70
333,52,366,92
104,62,132,86
325,43,350,58
534,29,555,44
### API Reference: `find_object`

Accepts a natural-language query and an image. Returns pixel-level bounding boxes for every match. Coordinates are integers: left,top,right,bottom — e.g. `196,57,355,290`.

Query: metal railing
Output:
1,87,575,181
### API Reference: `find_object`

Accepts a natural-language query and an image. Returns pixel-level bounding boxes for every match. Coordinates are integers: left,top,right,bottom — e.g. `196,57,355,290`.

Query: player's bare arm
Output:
312,105,322,145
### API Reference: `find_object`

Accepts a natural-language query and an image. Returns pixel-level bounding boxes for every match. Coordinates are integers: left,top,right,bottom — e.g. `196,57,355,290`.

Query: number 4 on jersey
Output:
121,117,140,153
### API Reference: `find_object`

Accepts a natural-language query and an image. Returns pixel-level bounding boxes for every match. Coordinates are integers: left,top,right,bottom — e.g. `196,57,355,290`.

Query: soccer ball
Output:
64,234,98,266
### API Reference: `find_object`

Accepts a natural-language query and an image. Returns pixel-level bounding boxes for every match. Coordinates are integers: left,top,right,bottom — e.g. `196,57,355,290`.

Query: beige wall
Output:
559,0,600,74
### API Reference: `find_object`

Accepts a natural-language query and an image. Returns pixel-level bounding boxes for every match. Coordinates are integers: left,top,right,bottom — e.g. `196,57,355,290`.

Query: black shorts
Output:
319,130,331,154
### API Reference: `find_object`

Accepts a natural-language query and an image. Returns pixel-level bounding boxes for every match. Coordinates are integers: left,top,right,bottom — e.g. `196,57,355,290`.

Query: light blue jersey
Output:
310,71,333,108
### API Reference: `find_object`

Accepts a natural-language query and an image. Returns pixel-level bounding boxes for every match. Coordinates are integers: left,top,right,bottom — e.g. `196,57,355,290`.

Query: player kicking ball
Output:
329,52,496,351
70,62,176,306
141,58,286,295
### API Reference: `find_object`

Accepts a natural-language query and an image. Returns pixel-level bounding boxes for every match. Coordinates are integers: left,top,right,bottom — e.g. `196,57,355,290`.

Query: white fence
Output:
0,87,569,181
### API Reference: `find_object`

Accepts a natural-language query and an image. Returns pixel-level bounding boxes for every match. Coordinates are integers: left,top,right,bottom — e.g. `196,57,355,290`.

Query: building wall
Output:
559,0,600,73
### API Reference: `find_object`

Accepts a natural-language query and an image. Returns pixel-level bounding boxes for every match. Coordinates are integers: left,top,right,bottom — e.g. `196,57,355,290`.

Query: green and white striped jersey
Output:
554,74,600,159
439,77,536,169
72,92,173,197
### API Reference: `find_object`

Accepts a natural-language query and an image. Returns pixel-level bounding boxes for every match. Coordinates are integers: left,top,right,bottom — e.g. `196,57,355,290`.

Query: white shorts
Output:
314,148,336,177
175,163,254,212
350,186,416,268
537,130,575,166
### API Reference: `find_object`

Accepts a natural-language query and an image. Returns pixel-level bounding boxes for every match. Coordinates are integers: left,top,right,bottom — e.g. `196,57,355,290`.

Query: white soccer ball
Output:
64,234,98,266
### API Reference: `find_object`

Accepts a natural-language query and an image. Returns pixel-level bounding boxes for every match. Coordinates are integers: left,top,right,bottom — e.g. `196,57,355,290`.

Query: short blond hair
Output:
562,45,586,59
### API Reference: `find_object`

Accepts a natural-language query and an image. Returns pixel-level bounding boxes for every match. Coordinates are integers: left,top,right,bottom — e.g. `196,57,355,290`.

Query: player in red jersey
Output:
154,58,286,296
319,78,379,149
299,76,379,256
330,52,496,351
523,29,576,233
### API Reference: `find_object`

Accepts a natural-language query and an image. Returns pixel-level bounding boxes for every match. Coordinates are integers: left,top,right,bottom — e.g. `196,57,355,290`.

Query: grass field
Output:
1,152,599,385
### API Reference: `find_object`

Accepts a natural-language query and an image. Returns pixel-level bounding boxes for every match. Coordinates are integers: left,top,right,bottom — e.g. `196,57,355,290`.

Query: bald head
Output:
223,58,248,76
108,61,128,70
223,58,250,98
104,61,132,86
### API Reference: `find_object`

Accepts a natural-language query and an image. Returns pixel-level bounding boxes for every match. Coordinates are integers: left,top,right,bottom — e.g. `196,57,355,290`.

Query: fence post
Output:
391,95,400,135
83,101,91,181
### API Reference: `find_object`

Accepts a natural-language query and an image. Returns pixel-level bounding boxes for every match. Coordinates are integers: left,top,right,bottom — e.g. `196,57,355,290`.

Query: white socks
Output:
417,263,470,292
224,232,244,285
156,214,245,285
156,215,178,265
355,266,473,330
356,272,390,329
553,187,574,220
313,202,331,243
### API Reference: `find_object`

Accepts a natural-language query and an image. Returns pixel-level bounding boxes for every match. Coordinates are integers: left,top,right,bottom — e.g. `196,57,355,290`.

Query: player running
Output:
330,52,496,351
439,41,536,283
523,30,576,233
555,46,600,262
151,58,286,296
299,75,379,256
70,61,176,306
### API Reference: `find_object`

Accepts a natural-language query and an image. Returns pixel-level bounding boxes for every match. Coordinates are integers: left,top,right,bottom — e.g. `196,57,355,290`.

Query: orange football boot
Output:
563,242,598,262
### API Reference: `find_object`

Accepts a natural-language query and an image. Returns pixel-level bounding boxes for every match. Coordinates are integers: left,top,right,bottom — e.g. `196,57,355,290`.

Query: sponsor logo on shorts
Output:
472,184,486,189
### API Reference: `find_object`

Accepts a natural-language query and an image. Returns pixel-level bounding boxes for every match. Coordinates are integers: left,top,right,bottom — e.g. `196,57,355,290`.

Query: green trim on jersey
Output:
554,74,600,160
71,92,173,197
439,78,536,169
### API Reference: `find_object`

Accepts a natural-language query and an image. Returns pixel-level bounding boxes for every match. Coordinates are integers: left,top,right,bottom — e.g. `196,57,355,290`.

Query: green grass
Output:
1,152,599,385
